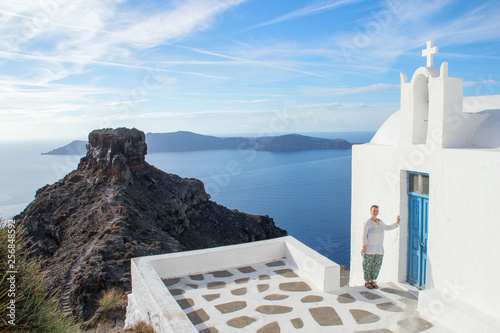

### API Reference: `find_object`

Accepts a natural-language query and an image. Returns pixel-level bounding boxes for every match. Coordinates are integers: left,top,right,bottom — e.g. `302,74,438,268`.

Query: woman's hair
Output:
370,205,379,210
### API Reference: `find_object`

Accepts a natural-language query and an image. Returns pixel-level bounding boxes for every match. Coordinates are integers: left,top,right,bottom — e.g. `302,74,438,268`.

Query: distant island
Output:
42,131,353,155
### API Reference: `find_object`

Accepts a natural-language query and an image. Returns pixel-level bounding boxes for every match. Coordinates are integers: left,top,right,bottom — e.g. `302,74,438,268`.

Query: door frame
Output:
406,172,429,289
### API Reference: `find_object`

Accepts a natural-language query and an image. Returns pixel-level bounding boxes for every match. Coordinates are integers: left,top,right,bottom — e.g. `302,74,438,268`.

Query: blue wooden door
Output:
407,194,428,288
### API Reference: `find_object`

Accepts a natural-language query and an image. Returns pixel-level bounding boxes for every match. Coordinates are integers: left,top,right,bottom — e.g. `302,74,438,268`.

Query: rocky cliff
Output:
16,128,286,322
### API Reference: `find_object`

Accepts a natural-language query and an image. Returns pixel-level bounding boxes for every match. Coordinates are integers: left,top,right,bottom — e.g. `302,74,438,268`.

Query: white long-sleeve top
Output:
362,218,399,255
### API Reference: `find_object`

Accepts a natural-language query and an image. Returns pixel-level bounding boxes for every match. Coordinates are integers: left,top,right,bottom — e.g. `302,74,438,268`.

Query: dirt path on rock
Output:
60,236,100,315
61,185,121,315
104,185,122,227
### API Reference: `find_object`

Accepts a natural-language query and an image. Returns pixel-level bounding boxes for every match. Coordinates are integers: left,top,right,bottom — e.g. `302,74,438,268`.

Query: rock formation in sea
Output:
16,127,286,322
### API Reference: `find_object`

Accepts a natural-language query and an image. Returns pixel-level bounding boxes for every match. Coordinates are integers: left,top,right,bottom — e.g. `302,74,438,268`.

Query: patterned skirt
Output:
362,254,383,281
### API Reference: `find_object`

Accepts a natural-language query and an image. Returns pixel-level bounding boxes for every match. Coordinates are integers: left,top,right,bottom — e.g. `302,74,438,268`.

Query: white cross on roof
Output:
422,40,438,67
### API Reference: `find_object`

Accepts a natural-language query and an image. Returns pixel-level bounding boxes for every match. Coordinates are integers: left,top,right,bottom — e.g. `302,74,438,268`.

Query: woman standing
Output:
362,205,400,289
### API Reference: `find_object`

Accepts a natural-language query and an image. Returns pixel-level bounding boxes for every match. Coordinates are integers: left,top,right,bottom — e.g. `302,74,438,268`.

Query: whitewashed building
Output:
350,41,500,332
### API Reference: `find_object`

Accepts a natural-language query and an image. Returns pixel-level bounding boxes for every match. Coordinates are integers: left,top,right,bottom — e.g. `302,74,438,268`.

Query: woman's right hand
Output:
362,245,367,254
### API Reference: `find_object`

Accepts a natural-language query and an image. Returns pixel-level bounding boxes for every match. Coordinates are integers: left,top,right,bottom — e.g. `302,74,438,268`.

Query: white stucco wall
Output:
350,142,500,331
350,144,407,287
426,149,500,315
351,62,500,332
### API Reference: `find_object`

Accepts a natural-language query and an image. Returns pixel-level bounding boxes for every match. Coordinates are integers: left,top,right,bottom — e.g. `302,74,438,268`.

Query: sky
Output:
0,0,499,141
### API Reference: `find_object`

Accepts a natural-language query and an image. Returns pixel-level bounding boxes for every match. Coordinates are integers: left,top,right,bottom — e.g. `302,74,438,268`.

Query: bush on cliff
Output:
0,219,76,332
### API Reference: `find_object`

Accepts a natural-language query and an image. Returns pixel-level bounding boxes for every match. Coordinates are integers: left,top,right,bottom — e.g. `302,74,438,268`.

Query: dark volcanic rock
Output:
16,127,286,321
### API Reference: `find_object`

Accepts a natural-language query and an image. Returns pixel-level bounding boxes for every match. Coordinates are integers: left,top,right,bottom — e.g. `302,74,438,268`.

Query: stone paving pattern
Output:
163,259,450,332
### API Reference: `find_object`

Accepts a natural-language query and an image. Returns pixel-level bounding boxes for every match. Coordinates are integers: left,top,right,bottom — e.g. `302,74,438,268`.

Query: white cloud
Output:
333,0,500,67
0,50,227,79
281,101,399,132
105,99,151,106
304,80,499,97
0,0,248,82
247,0,360,30
119,108,276,120
176,45,330,79
0,73,125,120
301,83,401,96
463,80,499,87
1,1,499,140
430,6,500,47
299,102,371,110
110,0,246,48
0,81,119,104
330,83,400,95
227,99,274,104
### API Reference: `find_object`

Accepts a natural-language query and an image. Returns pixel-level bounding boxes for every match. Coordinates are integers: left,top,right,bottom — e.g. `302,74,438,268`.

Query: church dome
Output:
370,110,400,146
467,109,500,148
370,95,500,148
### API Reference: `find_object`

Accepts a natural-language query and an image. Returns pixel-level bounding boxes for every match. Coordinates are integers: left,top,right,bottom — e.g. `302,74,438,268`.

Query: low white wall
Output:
126,236,341,331
150,236,287,279
284,236,340,292
127,254,198,332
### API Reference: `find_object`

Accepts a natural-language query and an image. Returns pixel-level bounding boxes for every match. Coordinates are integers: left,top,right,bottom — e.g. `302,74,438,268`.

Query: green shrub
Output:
0,219,77,332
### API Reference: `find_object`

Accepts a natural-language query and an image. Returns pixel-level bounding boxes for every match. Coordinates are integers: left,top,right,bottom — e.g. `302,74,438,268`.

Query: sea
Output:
0,132,374,269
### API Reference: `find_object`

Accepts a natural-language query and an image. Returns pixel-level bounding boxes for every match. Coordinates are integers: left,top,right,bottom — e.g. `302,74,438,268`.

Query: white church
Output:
350,41,500,331
126,42,500,332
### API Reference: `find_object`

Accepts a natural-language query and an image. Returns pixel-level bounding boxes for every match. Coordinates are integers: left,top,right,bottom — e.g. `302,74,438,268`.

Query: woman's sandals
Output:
365,281,379,289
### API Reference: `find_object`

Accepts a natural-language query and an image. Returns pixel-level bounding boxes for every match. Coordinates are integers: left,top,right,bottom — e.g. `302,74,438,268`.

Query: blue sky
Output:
0,0,499,141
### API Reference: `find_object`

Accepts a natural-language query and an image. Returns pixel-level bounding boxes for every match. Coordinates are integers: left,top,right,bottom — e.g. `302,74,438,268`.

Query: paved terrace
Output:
126,236,452,332
162,259,449,332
